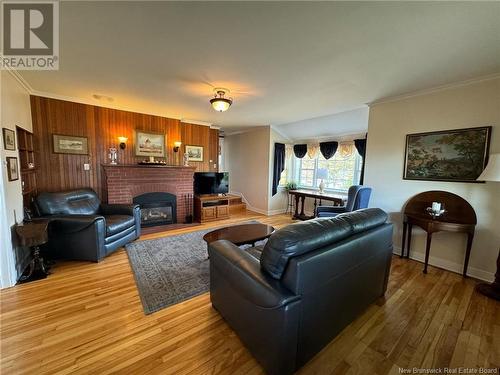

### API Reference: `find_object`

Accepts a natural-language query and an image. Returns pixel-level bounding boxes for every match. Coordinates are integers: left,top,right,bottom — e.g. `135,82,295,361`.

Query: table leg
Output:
401,221,408,258
313,198,318,217
294,195,300,218
423,232,432,274
18,245,50,283
463,232,474,277
300,196,305,217
406,223,413,259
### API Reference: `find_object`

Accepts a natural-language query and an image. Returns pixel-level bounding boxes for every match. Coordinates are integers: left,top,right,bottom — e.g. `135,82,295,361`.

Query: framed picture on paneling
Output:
53,134,89,155
135,130,166,157
6,157,19,181
2,128,16,150
403,126,492,183
186,145,203,162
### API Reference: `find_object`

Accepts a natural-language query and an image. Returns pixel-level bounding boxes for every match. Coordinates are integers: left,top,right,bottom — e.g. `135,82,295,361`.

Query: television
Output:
194,172,229,195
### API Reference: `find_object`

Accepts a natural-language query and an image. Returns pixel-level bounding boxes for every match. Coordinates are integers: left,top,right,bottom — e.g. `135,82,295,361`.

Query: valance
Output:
319,141,338,160
337,141,355,157
307,143,320,159
293,144,307,159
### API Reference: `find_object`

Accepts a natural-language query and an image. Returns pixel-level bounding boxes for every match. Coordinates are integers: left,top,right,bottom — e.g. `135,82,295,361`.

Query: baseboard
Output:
393,245,495,283
230,191,287,216
267,208,287,215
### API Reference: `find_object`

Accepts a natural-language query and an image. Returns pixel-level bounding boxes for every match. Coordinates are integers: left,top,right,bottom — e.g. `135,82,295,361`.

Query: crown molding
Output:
368,72,500,107
4,69,34,94
270,125,293,142
180,119,213,128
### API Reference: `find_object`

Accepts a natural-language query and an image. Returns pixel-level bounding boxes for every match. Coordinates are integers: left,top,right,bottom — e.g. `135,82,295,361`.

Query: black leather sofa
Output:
34,189,141,262
209,208,393,375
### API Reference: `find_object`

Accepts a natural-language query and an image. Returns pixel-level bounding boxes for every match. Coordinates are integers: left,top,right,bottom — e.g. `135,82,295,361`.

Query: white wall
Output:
365,77,500,282
0,70,33,287
224,127,271,214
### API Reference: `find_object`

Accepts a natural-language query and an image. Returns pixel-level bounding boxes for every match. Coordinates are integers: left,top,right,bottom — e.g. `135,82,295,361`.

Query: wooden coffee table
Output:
203,223,275,257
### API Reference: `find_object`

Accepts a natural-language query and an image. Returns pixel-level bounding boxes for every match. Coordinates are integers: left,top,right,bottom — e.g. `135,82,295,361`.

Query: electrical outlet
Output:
83,163,90,171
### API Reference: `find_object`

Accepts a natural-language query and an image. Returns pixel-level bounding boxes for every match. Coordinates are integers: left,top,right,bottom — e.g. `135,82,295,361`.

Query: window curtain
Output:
272,143,286,196
319,141,338,160
285,144,294,160
354,138,367,185
307,143,320,159
293,144,307,159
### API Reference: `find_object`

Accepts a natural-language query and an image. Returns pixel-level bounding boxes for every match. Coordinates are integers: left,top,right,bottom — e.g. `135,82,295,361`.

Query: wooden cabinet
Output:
216,205,229,217
194,194,244,223
201,206,217,221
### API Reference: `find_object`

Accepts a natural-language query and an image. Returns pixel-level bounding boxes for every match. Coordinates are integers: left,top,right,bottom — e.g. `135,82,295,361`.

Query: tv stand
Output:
194,194,246,223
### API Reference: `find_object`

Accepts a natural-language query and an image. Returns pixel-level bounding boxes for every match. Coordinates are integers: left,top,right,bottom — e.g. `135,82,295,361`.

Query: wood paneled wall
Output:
30,96,219,198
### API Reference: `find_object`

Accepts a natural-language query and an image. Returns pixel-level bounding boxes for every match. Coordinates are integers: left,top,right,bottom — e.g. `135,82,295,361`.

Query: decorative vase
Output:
318,180,325,194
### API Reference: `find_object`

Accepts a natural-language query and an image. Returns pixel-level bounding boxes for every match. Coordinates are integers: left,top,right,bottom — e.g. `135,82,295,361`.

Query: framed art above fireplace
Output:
135,130,166,157
403,126,491,183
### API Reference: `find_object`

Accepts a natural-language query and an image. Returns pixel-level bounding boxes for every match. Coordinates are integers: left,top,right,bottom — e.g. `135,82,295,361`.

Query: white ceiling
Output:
20,1,500,130
273,107,369,142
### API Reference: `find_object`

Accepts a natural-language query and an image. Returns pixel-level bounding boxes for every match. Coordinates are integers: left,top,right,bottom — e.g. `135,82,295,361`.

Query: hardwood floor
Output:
1,211,499,374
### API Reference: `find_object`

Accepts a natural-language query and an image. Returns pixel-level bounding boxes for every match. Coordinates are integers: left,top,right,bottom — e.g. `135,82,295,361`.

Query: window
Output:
295,150,362,192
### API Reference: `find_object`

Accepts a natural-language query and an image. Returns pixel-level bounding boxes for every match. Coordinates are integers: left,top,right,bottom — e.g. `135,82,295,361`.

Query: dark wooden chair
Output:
401,190,476,276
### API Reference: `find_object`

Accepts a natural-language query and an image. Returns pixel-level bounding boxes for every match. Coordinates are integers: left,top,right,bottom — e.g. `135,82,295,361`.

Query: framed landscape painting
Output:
403,126,491,183
53,134,88,155
186,145,203,162
135,130,166,157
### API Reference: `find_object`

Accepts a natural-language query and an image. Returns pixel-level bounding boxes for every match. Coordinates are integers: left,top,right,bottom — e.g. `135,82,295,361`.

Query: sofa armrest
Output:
209,240,299,309
48,215,105,234
100,203,139,216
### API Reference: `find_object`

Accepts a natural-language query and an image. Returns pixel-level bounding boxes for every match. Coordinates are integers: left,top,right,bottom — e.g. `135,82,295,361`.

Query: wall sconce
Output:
173,141,182,153
118,136,128,150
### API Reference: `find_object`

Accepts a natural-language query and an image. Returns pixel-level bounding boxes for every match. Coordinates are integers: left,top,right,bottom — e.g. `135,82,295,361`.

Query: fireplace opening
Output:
133,192,177,227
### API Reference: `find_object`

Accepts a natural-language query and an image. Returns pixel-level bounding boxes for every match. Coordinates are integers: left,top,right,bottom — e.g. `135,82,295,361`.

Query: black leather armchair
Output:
209,208,393,375
35,189,141,262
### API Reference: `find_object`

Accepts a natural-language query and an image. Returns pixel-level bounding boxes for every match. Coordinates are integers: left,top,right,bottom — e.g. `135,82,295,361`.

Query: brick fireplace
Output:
102,165,196,224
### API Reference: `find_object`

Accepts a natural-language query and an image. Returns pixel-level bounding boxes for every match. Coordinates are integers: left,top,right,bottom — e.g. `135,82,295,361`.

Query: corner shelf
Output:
16,126,37,209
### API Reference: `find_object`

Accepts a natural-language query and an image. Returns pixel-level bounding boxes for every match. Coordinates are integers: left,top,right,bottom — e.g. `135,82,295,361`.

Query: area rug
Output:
125,221,264,314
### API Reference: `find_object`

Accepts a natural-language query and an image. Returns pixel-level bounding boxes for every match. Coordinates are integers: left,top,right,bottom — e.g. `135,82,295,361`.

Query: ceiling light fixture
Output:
210,88,232,112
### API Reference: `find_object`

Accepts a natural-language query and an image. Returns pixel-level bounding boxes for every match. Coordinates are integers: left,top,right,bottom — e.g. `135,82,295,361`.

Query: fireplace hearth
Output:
133,192,177,227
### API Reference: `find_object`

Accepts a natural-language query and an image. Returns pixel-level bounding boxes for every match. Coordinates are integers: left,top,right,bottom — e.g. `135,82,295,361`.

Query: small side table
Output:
401,190,477,277
15,220,51,282
401,214,475,276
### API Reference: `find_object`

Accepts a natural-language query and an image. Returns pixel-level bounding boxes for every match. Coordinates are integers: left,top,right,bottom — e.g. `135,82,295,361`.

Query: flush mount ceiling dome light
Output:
210,88,233,112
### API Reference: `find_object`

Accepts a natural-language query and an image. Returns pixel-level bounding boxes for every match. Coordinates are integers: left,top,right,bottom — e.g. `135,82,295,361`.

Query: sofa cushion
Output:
260,216,352,279
105,215,135,236
36,189,100,215
260,207,388,279
336,208,388,234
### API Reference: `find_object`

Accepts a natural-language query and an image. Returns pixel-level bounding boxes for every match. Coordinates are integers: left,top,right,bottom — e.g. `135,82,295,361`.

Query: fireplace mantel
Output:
102,164,196,170
102,164,196,224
